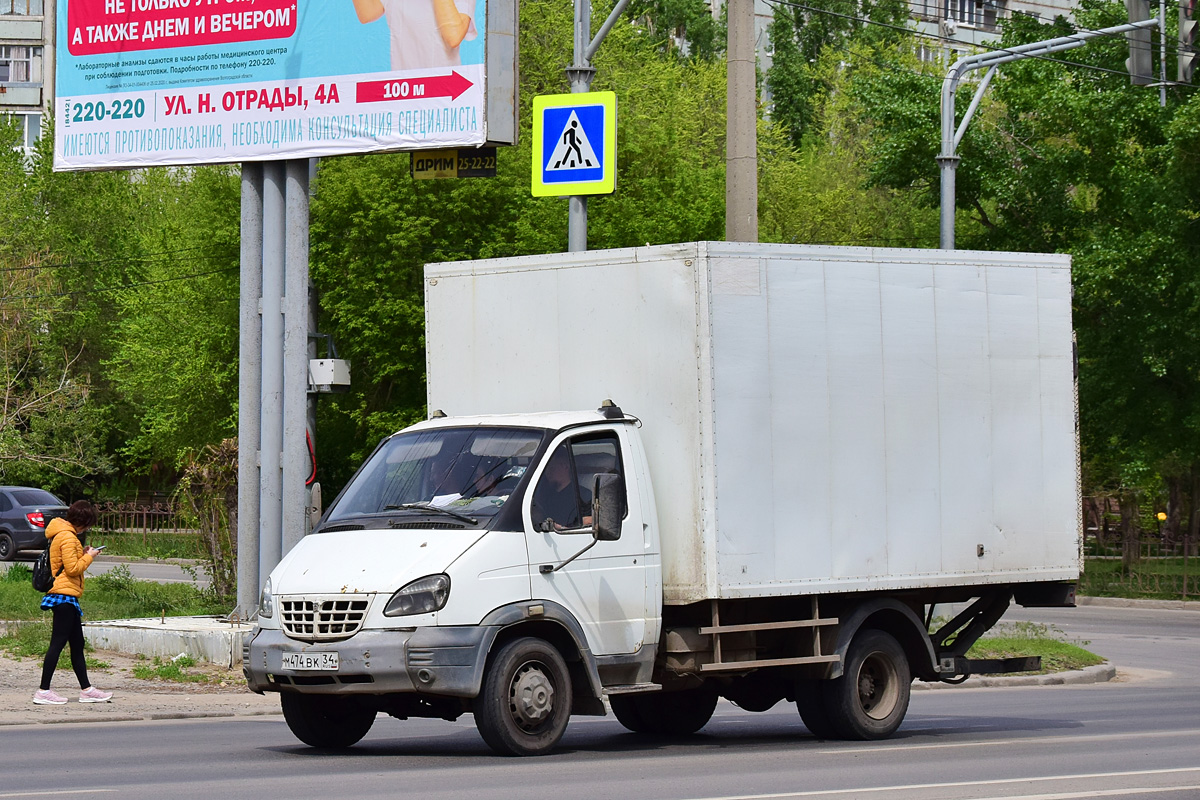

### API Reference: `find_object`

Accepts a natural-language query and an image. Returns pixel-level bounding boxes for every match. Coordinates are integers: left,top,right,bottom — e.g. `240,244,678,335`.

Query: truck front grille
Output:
279,596,370,642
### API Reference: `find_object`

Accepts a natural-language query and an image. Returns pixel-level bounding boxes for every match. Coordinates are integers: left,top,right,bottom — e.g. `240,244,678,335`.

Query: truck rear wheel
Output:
824,629,911,740
795,679,838,739
610,686,718,736
280,693,376,748
474,637,572,756
609,694,652,732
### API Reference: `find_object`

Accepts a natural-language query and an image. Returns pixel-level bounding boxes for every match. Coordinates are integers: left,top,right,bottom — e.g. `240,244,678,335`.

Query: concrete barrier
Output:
83,616,254,668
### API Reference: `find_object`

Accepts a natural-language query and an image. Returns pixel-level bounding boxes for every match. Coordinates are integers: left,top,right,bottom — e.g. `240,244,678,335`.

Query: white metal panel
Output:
986,265,1047,571
1038,267,1083,572
824,260,889,580
933,262,995,574
709,257,776,588
879,262,943,577
766,259,834,585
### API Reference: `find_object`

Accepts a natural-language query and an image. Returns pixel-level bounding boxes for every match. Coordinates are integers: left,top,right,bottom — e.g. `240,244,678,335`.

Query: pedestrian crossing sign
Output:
532,91,617,197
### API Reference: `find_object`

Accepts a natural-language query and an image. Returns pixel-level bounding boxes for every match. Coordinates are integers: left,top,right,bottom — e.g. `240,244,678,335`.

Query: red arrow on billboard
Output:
356,72,474,104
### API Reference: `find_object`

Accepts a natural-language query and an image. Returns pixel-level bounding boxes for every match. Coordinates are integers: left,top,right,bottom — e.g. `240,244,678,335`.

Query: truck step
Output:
602,683,663,695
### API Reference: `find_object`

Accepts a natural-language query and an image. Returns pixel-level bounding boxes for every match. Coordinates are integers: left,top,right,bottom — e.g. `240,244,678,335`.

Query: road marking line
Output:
818,728,1200,755
963,786,1200,800
0,792,118,798
677,767,1200,800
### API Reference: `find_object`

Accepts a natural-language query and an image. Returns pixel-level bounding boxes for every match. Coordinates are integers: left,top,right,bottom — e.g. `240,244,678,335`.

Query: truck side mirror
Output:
592,473,625,541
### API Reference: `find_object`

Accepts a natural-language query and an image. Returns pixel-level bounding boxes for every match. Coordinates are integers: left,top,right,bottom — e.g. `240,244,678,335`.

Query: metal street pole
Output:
566,0,630,252
937,17,1160,249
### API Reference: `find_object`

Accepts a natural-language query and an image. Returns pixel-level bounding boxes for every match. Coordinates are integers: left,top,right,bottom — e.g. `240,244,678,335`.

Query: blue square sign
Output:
532,92,617,197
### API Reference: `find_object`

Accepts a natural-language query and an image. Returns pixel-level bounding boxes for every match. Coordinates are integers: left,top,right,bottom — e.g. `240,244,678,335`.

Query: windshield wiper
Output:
384,503,478,525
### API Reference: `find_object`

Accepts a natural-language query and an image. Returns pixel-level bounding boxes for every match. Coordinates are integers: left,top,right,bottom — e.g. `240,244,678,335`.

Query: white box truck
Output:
244,242,1080,756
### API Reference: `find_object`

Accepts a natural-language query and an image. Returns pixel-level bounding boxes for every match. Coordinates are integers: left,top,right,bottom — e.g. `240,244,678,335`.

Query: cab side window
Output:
530,433,624,532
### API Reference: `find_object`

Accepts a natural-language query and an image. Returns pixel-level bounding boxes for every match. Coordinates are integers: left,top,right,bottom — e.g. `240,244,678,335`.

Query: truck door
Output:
524,428,649,656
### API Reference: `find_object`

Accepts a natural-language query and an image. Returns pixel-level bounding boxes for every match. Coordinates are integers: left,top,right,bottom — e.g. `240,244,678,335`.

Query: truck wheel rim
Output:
857,652,899,720
508,660,555,731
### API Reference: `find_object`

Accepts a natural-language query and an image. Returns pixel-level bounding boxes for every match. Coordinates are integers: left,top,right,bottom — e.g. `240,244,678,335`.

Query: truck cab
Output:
245,404,662,755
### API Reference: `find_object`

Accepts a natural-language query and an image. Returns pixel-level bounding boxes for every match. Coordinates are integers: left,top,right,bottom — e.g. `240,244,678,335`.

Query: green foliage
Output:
173,440,237,602
629,0,724,60
96,531,206,560
767,0,910,147
0,563,227,622
133,653,210,683
0,620,109,671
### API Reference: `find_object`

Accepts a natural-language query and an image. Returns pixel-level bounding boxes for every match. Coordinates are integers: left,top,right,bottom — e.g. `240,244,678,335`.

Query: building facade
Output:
0,0,52,156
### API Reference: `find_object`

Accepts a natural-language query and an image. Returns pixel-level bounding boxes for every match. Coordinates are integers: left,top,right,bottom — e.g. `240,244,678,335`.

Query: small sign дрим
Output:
412,147,497,179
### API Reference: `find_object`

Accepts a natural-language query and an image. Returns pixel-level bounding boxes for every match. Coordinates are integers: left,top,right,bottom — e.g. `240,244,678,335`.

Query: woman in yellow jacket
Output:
33,500,113,705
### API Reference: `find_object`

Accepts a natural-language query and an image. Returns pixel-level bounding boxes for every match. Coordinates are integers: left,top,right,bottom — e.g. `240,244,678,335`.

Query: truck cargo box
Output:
425,242,1080,605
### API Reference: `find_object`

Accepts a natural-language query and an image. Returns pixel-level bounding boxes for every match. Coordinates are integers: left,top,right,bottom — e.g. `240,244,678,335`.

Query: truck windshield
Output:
324,427,544,527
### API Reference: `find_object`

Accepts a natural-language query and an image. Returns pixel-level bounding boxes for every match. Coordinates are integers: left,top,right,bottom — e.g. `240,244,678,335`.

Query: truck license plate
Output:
281,651,339,671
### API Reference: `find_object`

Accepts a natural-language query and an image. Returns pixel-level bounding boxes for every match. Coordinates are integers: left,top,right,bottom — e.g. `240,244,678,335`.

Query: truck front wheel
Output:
474,637,572,756
824,629,911,740
280,693,376,748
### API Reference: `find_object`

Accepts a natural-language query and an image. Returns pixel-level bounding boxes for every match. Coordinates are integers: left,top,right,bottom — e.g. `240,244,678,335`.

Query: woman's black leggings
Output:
41,603,90,691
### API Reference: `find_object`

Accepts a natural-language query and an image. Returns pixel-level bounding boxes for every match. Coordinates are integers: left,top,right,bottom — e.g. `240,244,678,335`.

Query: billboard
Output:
54,0,517,170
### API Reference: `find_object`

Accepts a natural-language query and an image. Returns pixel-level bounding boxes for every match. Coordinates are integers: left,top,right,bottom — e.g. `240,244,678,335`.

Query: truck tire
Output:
0,532,15,562
610,686,718,735
794,679,839,739
280,693,376,748
609,694,652,732
474,637,572,756
824,629,911,740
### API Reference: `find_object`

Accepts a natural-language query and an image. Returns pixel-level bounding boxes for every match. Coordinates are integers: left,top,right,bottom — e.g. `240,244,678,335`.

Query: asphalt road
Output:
0,603,1196,800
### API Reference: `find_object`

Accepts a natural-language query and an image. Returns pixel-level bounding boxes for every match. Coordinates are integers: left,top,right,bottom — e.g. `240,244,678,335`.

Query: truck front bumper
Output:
243,625,497,697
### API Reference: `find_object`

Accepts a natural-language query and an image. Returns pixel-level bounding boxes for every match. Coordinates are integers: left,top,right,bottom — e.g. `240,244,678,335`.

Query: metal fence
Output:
94,500,191,542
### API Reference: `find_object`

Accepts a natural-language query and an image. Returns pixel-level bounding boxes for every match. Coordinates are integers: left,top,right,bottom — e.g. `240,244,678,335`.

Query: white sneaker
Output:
33,689,68,705
78,687,113,703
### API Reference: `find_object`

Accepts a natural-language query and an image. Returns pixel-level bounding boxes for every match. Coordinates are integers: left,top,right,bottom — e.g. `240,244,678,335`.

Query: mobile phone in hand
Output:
93,545,106,551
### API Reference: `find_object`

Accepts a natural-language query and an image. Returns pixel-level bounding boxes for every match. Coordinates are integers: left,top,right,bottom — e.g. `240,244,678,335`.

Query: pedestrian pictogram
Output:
532,91,617,197
548,113,598,170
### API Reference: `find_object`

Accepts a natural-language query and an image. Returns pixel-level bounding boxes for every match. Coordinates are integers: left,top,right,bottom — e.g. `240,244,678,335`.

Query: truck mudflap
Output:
244,625,501,697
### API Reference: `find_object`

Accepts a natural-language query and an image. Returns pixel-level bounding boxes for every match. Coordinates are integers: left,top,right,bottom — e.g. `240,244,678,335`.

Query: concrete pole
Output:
236,163,263,615
725,0,758,242
567,0,594,253
259,162,286,587
282,160,310,555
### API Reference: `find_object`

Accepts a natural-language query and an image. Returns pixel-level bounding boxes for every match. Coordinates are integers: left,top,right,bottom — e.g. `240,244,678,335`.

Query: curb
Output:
0,708,281,727
1076,595,1200,611
912,662,1117,690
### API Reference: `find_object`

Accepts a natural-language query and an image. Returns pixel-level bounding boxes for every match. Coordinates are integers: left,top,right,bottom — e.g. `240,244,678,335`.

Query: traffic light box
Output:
1181,0,1199,83
1126,0,1154,85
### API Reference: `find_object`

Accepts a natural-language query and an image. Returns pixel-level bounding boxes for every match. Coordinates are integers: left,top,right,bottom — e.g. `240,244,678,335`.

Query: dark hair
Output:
64,500,97,529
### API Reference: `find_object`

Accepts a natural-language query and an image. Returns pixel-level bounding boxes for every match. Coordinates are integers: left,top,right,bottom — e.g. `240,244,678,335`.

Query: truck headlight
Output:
259,577,274,619
384,574,450,617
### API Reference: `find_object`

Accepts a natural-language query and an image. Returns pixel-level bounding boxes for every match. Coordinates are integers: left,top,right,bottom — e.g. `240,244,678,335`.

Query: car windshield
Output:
324,427,544,527
12,490,64,507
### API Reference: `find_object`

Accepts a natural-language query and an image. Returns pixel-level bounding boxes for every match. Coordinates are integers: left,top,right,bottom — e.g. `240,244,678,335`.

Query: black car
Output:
0,487,69,561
